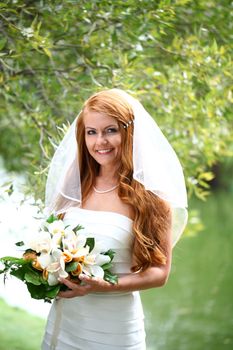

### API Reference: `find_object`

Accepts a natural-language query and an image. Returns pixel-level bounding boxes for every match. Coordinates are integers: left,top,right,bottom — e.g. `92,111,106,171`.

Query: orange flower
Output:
32,258,43,271
23,251,37,261
73,255,85,263
62,251,73,263
42,269,48,280
71,263,82,276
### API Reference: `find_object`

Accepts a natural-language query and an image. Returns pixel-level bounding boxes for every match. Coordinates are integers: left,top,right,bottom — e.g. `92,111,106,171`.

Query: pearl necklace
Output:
93,184,119,194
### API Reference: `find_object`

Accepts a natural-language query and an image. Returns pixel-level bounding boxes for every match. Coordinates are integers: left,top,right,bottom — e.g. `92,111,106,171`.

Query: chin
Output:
95,157,118,168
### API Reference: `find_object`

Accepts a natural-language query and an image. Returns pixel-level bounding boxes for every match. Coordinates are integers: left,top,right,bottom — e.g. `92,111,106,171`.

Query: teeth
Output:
97,149,112,154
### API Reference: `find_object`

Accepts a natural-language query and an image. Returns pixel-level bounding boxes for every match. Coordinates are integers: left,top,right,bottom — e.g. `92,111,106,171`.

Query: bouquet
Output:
0,214,118,302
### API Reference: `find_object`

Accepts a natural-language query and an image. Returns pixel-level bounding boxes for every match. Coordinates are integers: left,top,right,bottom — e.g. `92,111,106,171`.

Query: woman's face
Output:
83,110,122,169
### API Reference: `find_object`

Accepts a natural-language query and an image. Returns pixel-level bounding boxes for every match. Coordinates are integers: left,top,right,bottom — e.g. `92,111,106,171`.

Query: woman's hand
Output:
58,274,112,298
58,255,172,299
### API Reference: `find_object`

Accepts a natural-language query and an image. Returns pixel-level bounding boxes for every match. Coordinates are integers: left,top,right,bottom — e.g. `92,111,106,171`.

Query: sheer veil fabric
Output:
45,89,188,246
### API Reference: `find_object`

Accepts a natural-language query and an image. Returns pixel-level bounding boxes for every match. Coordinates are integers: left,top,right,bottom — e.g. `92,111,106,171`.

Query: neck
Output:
98,165,118,183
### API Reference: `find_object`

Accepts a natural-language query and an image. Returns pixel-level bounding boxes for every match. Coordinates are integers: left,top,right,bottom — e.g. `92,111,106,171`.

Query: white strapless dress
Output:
41,207,146,350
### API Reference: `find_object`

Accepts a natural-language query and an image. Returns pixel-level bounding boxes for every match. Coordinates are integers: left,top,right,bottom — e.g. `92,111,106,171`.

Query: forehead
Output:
83,111,118,127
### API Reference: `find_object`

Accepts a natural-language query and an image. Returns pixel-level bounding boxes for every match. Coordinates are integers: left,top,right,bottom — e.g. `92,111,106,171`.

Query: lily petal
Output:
38,252,53,269
90,265,104,279
48,220,65,235
95,254,111,266
82,266,92,276
74,247,89,258
48,273,59,286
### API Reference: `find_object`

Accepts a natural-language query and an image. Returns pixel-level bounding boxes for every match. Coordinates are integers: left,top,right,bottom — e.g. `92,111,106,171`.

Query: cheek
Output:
114,136,122,158
85,136,94,153
115,134,122,148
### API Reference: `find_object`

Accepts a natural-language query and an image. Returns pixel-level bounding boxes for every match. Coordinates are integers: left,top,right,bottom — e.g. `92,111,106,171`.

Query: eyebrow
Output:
85,124,118,130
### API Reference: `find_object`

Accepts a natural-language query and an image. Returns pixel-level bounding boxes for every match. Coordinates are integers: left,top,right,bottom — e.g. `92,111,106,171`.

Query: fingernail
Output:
79,274,84,280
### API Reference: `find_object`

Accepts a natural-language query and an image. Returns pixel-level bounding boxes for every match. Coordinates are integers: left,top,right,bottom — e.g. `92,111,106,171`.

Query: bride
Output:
41,89,187,349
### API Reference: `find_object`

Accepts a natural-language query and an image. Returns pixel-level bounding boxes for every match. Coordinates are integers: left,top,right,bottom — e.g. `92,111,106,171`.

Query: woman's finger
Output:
59,277,79,289
58,290,76,298
79,274,100,284
79,274,111,290
57,276,92,297
79,274,92,283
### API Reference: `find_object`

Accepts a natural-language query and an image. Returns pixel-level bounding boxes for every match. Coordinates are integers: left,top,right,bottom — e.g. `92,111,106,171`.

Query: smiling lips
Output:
96,149,113,154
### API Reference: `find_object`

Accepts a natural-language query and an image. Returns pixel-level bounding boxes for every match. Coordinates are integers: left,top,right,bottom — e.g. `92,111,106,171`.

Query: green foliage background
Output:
0,0,232,203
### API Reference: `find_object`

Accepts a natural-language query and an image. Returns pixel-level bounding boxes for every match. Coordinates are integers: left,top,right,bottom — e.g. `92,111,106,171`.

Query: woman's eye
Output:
87,130,96,135
107,128,118,133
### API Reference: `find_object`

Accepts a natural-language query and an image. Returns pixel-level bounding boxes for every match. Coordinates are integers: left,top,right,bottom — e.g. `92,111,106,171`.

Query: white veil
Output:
45,89,188,247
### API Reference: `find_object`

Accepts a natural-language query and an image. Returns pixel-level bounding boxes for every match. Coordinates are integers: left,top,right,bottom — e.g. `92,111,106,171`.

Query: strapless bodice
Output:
42,208,146,350
63,207,134,275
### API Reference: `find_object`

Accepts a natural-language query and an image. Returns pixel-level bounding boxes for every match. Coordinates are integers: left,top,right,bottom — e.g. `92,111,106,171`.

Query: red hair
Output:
77,89,171,271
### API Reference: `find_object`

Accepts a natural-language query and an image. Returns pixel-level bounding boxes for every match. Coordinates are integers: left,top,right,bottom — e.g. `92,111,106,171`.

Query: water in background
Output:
141,192,233,350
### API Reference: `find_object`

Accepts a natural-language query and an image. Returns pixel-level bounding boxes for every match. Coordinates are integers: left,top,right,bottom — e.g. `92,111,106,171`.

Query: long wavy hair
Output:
76,89,171,271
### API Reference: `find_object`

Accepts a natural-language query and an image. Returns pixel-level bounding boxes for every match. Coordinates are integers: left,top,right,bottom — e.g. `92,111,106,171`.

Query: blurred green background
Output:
142,191,233,350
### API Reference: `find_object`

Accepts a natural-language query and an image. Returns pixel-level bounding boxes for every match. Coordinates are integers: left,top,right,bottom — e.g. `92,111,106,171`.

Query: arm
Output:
58,222,172,298
58,257,171,298
111,250,172,292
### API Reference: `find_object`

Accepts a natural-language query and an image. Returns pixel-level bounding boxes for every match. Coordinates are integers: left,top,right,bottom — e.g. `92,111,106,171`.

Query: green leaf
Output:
15,241,25,246
26,282,47,300
26,282,60,302
104,270,118,284
25,270,42,285
85,237,95,252
103,249,115,261
11,267,27,281
46,214,58,223
65,261,79,272
45,284,60,299
26,282,45,300
73,224,84,233
101,262,113,270
0,256,28,266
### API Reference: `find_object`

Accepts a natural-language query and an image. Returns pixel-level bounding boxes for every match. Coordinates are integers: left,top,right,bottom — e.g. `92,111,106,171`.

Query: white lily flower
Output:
89,265,104,279
82,252,111,279
76,234,88,248
29,231,52,253
62,233,87,253
37,252,53,269
63,227,76,239
73,246,89,259
95,254,111,266
82,264,105,278
83,252,110,266
48,220,66,236
51,232,63,248
40,249,68,286
91,240,108,255
62,233,77,252
82,263,105,279
47,267,68,286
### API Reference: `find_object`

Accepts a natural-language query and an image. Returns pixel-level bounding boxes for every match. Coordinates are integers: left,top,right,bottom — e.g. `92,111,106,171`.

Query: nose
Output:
96,132,108,145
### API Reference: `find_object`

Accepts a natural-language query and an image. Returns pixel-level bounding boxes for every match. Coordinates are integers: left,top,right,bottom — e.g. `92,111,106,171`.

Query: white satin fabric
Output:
41,208,146,350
